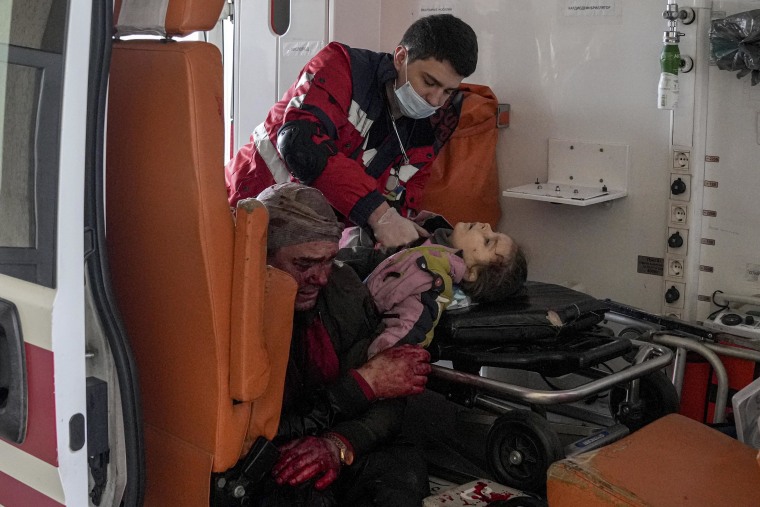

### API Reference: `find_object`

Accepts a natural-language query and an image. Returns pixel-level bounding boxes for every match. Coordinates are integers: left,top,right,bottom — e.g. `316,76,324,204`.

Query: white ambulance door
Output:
232,0,330,153
0,1,92,505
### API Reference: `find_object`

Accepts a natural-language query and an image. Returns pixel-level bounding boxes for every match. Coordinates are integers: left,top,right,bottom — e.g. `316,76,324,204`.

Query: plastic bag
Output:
710,9,760,85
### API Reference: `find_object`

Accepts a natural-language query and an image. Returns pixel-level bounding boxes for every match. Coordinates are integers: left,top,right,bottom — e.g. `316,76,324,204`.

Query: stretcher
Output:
426,281,685,494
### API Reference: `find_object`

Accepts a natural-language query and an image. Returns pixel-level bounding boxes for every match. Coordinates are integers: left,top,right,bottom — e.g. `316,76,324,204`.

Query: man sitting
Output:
253,182,432,507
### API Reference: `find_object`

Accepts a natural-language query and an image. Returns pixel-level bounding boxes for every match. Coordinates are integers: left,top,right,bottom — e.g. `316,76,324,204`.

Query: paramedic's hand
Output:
368,203,429,249
356,344,431,398
273,436,341,490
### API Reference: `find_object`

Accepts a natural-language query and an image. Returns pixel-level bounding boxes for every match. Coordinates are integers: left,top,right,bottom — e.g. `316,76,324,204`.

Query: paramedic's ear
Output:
393,46,408,70
464,266,479,282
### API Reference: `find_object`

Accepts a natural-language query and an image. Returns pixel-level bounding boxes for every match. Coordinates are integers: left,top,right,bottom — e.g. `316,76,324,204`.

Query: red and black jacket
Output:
225,41,463,225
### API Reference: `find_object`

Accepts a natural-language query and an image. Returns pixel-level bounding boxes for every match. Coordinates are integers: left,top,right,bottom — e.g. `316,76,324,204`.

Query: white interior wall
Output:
329,1,381,50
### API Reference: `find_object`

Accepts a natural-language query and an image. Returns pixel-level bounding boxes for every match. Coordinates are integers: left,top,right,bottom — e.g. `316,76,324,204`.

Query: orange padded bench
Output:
547,413,760,506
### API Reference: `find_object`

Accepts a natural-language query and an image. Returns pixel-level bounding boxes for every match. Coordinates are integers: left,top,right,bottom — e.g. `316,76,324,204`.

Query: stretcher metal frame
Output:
423,283,720,493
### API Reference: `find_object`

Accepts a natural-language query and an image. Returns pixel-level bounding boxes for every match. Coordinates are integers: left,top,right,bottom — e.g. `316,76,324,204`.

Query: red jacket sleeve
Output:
281,42,385,224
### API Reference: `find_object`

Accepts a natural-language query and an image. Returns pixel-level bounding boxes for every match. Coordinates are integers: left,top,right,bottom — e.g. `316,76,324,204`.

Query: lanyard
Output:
387,106,410,166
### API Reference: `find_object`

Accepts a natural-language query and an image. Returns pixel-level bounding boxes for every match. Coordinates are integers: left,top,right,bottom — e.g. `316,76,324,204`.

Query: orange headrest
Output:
114,0,225,37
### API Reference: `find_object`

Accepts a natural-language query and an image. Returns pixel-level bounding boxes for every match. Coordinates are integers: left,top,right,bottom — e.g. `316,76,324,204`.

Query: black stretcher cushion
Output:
436,281,611,345
432,282,631,376
440,335,632,376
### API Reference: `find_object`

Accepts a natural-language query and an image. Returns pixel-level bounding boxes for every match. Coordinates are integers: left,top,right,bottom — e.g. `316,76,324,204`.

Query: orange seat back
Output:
105,2,296,505
420,83,502,228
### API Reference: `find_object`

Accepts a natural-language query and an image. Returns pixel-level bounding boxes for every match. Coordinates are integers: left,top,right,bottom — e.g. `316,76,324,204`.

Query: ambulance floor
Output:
403,389,492,484
403,387,615,498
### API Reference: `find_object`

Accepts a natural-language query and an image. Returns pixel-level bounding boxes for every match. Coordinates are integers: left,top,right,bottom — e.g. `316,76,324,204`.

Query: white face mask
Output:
394,53,440,119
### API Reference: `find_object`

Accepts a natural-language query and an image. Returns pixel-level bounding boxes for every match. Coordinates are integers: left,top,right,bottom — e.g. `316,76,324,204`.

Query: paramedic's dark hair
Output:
400,14,478,77
460,245,527,303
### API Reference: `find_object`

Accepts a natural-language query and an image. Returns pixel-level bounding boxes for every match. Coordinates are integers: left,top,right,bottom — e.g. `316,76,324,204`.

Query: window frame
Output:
0,42,64,288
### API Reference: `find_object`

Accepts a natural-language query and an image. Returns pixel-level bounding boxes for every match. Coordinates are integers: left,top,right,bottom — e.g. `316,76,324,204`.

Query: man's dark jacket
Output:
275,262,404,457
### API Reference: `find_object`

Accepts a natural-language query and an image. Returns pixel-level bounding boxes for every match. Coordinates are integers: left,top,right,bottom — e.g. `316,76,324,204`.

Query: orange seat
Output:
105,1,296,505
420,83,502,228
547,413,760,506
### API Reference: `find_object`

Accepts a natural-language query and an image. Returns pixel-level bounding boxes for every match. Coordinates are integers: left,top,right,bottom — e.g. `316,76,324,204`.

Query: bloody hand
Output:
272,436,341,490
356,344,432,398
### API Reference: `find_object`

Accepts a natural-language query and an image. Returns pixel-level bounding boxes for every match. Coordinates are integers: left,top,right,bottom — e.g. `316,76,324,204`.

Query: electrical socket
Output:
670,173,691,202
666,255,685,279
663,281,686,309
670,203,688,226
665,311,683,319
673,149,690,171
667,227,688,254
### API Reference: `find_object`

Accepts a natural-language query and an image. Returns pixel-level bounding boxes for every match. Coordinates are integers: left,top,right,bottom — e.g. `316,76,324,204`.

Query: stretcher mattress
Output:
433,282,630,376
436,282,611,344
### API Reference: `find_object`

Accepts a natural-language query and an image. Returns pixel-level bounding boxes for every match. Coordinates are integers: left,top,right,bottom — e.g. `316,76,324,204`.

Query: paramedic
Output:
254,182,431,506
226,14,478,249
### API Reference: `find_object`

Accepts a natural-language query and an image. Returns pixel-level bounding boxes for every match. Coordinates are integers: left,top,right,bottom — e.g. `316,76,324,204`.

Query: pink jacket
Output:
365,245,466,358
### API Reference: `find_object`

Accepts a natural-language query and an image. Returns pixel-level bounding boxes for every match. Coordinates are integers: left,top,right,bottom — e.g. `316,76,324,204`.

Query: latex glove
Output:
368,205,429,249
272,436,341,490
355,344,432,398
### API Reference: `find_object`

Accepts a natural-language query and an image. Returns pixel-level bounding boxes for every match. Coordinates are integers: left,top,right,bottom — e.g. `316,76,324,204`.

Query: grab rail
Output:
431,339,673,405
652,333,733,424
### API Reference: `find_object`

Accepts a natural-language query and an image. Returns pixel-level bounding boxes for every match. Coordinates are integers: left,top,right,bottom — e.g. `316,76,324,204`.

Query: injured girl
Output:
364,221,527,358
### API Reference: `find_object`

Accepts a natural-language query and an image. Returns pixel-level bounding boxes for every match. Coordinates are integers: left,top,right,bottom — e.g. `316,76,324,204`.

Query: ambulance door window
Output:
0,1,66,288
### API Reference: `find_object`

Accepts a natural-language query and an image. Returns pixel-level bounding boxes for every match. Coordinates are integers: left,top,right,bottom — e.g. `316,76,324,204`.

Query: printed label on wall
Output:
420,4,455,15
637,255,664,276
564,0,619,16
746,263,760,282
282,41,323,58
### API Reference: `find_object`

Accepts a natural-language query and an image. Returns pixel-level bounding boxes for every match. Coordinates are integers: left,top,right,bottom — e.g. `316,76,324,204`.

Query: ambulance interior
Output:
2,0,760,506
232,1,760,505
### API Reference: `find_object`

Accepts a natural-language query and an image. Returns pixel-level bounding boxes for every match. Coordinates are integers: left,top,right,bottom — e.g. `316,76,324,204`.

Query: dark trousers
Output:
256,441,429,507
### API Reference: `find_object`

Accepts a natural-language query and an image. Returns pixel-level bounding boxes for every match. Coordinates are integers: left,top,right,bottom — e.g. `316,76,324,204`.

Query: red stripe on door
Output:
6,343,58,466
0,470,65,507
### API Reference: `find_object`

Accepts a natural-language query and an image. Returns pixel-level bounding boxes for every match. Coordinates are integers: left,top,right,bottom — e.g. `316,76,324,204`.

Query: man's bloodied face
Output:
268,240,339,311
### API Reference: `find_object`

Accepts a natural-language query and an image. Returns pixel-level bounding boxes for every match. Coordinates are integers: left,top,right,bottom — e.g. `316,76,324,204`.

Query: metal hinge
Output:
221,0,234,22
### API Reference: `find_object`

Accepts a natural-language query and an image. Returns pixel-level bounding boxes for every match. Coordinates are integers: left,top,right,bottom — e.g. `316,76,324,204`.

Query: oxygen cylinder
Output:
658,36,680,110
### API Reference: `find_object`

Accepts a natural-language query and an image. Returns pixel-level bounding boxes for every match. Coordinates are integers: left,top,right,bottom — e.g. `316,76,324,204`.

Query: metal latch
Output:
497,103,510,128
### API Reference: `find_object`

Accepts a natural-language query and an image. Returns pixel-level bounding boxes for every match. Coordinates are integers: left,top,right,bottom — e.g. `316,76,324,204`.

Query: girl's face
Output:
449,222,514,280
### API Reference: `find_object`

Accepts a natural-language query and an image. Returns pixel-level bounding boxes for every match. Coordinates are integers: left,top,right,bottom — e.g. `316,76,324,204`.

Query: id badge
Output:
385,169,400,192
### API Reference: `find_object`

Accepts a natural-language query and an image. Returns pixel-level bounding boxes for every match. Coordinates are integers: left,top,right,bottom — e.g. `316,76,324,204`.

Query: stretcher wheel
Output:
486,411,564,493
609,370,679,431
